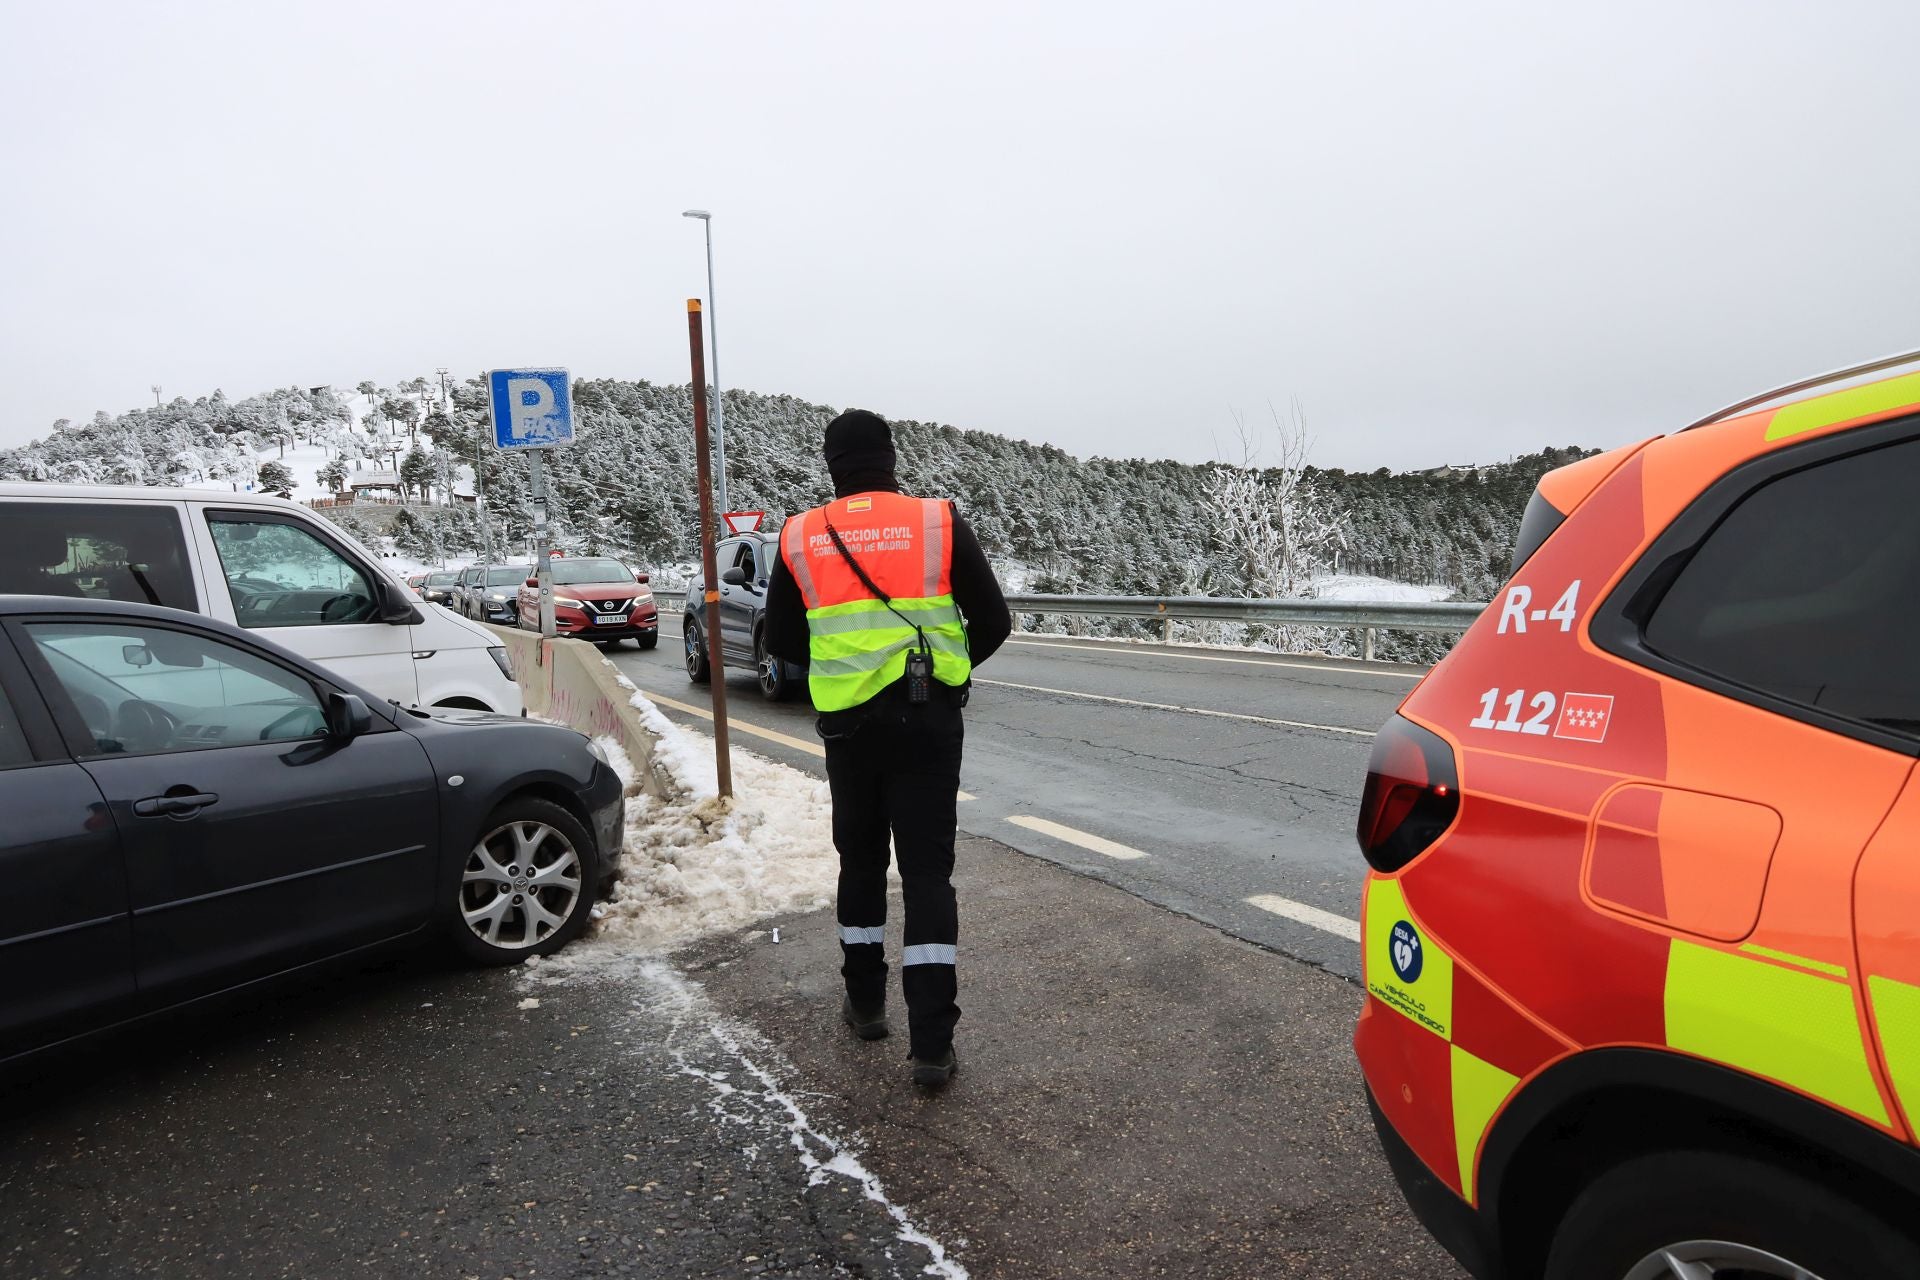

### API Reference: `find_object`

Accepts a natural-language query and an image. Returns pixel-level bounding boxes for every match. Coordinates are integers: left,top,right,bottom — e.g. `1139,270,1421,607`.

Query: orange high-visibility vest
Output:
779,491,972,711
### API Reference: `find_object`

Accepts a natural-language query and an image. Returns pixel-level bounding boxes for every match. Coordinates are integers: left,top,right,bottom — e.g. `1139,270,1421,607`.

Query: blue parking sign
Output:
488,368,575,450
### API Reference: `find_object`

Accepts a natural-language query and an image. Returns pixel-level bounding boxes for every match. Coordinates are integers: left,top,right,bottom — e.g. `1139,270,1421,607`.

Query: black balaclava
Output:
823,409,900,498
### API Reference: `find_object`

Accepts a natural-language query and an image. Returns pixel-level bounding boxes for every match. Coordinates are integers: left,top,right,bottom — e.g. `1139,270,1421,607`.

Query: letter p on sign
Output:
487,368,575,450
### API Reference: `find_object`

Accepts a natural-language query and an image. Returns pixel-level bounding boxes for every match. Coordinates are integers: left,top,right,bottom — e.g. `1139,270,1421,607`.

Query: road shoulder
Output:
680,833,1464,1280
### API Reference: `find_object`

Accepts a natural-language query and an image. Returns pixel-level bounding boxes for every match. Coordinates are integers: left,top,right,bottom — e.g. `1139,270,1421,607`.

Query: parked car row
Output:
0,485,663,1065
406,560,660,652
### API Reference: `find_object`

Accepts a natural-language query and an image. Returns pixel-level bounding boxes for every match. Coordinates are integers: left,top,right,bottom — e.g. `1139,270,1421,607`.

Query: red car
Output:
517,556,658,649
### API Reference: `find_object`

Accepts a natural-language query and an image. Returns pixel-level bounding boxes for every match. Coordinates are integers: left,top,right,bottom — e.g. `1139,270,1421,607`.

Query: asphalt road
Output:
0,619,1463,1278
0,950,962,1280
613,617,1421,981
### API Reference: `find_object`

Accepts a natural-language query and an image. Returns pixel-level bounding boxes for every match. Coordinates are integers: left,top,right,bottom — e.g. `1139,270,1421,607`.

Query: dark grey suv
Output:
683,531,806,701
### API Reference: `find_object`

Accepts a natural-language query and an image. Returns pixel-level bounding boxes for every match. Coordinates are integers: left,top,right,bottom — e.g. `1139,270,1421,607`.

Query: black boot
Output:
909,1048,957,1087
841,995,888,1041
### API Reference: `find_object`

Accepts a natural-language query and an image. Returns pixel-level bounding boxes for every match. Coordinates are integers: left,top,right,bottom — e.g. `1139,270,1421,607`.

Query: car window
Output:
207,516,380,629
725,543,756,577
488,566,530,586
428,571,458,586
1643,438,1920,734
0,502,196,609
26,621,326,756
0,683,31,769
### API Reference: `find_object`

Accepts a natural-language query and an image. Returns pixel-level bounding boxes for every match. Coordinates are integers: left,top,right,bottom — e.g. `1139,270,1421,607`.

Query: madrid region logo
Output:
1389,920,1424,983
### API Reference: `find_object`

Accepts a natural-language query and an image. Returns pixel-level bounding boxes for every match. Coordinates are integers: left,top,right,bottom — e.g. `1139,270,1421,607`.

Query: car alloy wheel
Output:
460,819,582,950
685,619,711,683
755,632,789,700
1620,1241,1817,1280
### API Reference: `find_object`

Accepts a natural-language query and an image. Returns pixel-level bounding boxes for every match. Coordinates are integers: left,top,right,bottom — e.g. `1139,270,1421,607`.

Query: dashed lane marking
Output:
1244,894,1361,942
971,678,1377,737
1007,816,1149,861
638,688,976,800
1004,637,1424,680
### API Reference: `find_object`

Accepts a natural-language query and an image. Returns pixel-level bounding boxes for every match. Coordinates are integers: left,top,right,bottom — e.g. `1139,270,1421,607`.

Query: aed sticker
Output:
1365,879,1454,1040
1389,920,1424,982
845,497,873,513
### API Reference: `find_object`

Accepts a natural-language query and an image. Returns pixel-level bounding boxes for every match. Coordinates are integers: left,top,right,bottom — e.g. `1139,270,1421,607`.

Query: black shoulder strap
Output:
822,518,930,654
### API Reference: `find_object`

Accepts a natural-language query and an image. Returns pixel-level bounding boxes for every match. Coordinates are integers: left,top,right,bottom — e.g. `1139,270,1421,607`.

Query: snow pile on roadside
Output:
1309,573,1452,603
526,699,838,978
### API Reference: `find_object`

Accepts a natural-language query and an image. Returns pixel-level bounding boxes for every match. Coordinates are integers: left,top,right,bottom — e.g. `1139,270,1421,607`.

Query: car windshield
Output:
549,558,631,586
427,571,458,586
486,566,530,586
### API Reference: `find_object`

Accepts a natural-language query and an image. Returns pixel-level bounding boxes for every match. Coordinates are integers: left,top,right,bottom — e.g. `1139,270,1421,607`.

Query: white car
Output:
0,484,522,715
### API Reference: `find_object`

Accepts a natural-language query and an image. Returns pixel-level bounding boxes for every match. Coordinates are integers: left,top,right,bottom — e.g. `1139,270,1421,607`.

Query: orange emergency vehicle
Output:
1355,351,1920,1279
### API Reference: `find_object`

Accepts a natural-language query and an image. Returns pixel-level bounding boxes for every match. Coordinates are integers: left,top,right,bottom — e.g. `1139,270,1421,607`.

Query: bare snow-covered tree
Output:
1204,399,1348,600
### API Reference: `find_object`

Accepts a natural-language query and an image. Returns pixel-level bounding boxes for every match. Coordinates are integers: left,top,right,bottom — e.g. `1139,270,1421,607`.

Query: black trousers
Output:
820,686,964,1058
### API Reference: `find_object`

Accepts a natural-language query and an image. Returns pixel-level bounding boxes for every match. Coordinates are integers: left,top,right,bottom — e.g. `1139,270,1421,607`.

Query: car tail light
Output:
1357,716,1460,873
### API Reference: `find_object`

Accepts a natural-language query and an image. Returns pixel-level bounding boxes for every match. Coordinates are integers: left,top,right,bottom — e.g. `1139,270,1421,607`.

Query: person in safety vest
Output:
765,409,1012,1086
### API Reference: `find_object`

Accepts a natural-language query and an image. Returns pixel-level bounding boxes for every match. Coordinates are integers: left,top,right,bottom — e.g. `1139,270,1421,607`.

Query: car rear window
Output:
1508,487,1568,578
0,502,197,610
1643,437,1920,734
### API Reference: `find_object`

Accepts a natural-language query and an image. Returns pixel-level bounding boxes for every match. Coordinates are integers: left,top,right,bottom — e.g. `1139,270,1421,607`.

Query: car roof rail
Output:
1681,346,1920,433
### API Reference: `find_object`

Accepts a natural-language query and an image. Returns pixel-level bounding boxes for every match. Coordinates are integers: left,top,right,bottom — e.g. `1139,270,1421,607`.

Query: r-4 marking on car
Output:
1496,581,1581,634
1553,693,1614,743
1470,688,1558,735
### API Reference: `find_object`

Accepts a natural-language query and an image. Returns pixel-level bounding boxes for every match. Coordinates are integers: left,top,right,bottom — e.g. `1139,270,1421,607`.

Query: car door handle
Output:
133,791,220,818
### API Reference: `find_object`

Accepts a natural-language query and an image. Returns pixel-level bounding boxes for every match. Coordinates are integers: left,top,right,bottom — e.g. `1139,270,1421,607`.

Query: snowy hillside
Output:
0,374,1585,655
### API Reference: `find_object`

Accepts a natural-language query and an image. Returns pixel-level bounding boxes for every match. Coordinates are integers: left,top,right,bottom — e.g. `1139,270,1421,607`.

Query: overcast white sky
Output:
3,1,1915,470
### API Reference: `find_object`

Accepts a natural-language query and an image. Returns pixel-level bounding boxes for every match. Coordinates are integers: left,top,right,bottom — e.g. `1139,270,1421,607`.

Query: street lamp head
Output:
682,209,711,220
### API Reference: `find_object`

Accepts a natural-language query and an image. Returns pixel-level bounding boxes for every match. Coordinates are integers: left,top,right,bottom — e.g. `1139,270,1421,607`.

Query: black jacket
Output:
764,500,1012,677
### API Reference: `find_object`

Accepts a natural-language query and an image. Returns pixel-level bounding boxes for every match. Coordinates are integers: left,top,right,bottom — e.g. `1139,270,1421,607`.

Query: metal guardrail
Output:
1001,593,1484,632
650,587,1486,658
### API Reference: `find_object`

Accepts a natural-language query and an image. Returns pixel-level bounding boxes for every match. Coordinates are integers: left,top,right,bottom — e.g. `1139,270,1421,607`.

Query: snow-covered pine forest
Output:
0,376,1592,656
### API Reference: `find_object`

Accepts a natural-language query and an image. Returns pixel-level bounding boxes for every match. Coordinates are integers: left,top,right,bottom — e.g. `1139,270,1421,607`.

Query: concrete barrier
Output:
486,624,673,798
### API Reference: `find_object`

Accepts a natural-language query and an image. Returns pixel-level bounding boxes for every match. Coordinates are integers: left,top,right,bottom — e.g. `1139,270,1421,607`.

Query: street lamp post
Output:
681,209,730,519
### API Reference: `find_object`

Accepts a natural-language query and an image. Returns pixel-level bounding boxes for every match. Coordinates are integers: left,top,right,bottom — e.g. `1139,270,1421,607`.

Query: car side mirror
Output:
324,691,372,739
721,566,748,586
376,578,423,625
634,571,650,585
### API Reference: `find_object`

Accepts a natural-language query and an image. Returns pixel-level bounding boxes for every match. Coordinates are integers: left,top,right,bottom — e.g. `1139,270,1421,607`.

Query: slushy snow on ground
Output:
525,694,839,979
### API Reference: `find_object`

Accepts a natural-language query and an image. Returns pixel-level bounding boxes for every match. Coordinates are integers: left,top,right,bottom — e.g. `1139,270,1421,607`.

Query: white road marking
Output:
1005,637,1424,680
639,689,975,799
1245,894,1361,942
972,677,1377,737
1007,815,1149,861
